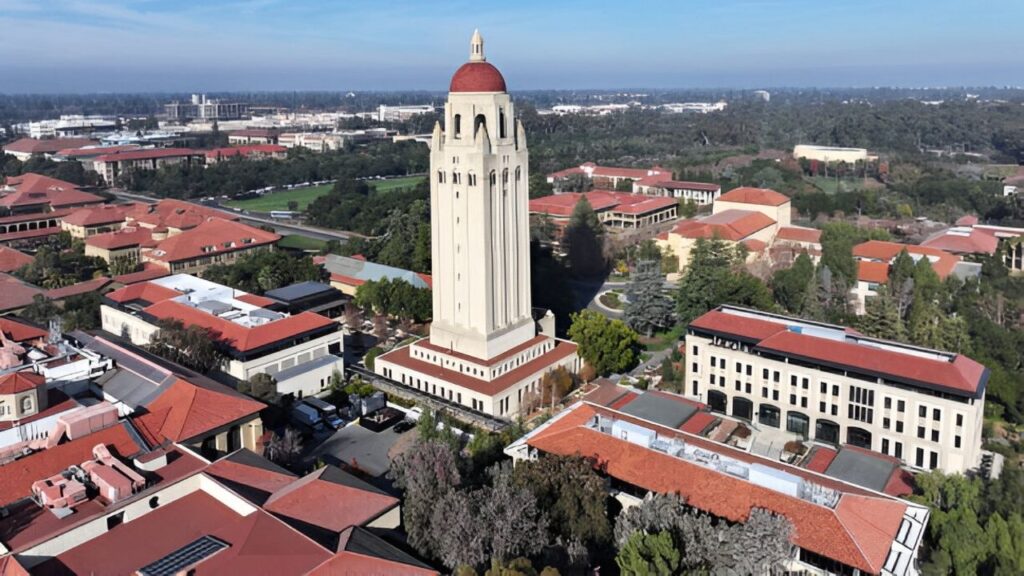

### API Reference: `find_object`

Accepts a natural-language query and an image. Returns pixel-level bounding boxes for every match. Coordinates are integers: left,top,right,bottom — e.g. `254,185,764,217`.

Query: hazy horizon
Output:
1,0,1021,93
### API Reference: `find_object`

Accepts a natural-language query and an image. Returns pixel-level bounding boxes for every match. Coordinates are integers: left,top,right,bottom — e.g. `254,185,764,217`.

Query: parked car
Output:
393,420,415,433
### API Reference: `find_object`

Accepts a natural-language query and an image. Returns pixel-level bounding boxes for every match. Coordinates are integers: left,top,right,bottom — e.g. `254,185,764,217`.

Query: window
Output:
736,362,742,373
710,356,717,368
692,345,698,356
820,382,827,394
883,417,891,430
930,452,939,470
802,377,809,390
790,375,797,387
956,414,963,427
773,371,780,383
789,394,796,405
919,406,927,418
897,400,905,412
882,438,890,454
832,385,839,397
762,368,769,380
772,390,779,401
955,436,962,449
692,362,698,374
896,421,904,433
746,365,752,376
454,114,462,137
932,408,941,422
884,397,892,409
931,430,939,442
895,442,903,459
745,383,752,394
831,405,838,416
761,387,768,398
692,382,699,396
800,397,808,408
917,426,926,439
149,496,160,509
735,380,741,391
819,401,826,413
916,448,924,468
106,512,125,531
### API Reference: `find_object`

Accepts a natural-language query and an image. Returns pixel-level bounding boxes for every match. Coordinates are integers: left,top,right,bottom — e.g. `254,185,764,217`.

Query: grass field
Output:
223,175,425,212
277,234,328,251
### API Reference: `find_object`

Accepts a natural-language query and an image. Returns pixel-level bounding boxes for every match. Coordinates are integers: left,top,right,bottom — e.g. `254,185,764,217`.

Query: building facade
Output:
375,31,578,418
684,306,987,474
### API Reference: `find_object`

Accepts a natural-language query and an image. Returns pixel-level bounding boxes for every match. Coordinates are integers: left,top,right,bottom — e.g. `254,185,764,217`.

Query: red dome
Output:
449,61,506,93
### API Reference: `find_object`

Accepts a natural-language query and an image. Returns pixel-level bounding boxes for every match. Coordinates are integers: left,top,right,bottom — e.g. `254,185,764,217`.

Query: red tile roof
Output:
0,173,104,209
55,145,140,158
0,273,44,312
529,192,620,217
205,453,297,500
637,175,721,192
264,467,399,533
61,204,130,227
857,261,890,284
236,293,277,307
955,215,979,226
86,226,157,251
142,299,335,353
125,199,237,229
0,316,47,342
609,193,678,214
378,338,578,396
205,144,287,160
147,218,279,264
450,61,507,92
920,227,1000,255
0,371,43,395
132,378,264,445
742,238,767,252
688,309,788,342
717,186,790,206
3,138,96,155
776,226,822,244
527,403,909,575
0,423,140,507
94,148,201,162
804,446,838,473
43,276,111,300
309,549,438,576
756,330,985,396
670,209,775,241
112,262,170,285
0,246,33,273
853,240,960,279
105,281,182,305
49,490,331,576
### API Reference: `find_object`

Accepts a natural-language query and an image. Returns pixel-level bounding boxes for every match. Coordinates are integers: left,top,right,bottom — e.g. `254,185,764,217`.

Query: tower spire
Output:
470,29,485,62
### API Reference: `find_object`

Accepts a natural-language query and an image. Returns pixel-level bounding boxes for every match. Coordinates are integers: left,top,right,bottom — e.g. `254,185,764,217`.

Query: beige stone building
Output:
685,305,987,474
375,31,578,418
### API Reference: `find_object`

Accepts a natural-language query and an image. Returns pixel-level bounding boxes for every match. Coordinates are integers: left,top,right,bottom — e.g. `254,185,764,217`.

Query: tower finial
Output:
470,29,485,62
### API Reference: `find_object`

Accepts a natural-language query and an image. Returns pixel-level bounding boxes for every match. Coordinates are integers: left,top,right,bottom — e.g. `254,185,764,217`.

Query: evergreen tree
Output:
861,289,905,341
564,197,605,278
772,252,815,313
624,260,674,336
615,531,681,576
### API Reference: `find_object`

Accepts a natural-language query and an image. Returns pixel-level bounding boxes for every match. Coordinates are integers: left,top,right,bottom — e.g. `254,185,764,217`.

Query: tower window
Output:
474,114,486,135
499,108,507,138
453,114,462,138
437,170,445,183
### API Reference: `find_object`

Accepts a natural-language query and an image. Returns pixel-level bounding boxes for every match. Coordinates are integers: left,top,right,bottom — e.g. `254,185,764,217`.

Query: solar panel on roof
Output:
138,535,229,576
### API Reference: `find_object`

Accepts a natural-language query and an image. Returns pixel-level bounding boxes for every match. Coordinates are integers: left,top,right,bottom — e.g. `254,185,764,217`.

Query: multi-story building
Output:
684,305,987,474
793,144,877,164
164,93,249,120
921,220,1024,276
632,174,721,205
374,31,579,418
507,396,930,576
91,148,205,185
226,128,280,145
101,274,344,398
0,173,105,215
377,104,436,122
205,144,288,164
1,137,97,161
528,190,678,235
547,162,671,191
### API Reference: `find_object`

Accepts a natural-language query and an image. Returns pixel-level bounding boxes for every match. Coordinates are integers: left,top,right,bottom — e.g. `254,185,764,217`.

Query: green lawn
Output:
277,234,327,251
222,176,424,212
224,184,333,212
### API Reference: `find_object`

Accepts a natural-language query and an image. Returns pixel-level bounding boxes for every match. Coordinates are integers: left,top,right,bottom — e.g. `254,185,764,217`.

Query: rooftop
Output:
0,173,104,209
322,253,429,289
146,218,279,264
0,273,44,312
0,246,33,273
669,209,776,241
920,226,1001,256
688,306,988,398
853,240,960,279
717,186,790,206
3,138,96,155
94,148,202,163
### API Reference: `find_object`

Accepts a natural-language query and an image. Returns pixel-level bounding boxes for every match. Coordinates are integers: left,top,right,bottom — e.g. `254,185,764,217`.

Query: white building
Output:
100,275,344,399
375,31,579,419
685,305,987,474
793,144,876,164
377,104,436,122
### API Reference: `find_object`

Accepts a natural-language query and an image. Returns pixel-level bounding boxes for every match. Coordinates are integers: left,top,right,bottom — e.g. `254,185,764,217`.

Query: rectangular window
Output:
692,382,699,396
772,390,779,401
930,452,939,470
919,406,927,418
896,421,904,433
819,401,827,413
761,387,768,398
692,345,698,356
820,382,827,394
736,362,742,373
883,417,890,430
933,408,941,422
956,414,963,427
762,368,769,379
884,397,892,409
692,362,698,374
895,442,903,459
710,356,717,368
897,400,905,412
882,438,890,454
917,426,925,439
735,381,741,391
831,405,838,416
802,378,809,390
746,365,752,376
832,385,839,397
790,375,797,386
745,383,752,394
916,448,924,468
801,397,808,408
955,436,962,449
931,430,939,442
790,394,797,405
773,371,780,383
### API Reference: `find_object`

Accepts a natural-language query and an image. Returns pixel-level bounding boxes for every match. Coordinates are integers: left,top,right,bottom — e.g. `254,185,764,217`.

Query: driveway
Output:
305,424,409,480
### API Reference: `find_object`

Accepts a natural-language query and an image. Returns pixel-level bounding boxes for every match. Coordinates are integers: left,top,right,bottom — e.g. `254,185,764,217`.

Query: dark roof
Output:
824,448,899,493
317,465,390,497
224,447,295,477
341,526,434,570
264,281,337,303
618,392,698,429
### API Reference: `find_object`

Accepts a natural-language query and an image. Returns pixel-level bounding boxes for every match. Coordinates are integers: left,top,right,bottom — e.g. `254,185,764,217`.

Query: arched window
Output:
515,166,521,182
499,108,507,138
437,170,445,184
489,171,497,187
21,396,32,413
468,173,476,186
474,114,486,135
453,114,462,138
502,168,509,184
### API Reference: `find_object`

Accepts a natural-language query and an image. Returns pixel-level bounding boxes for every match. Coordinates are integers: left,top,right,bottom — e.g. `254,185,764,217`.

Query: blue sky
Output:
0,0,1021,92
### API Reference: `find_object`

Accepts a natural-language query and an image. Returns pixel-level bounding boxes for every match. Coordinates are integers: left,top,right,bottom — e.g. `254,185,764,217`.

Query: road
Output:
107,189,353,243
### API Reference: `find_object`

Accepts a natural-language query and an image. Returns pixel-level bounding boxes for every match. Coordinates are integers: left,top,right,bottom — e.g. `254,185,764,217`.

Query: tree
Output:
239,372,278,403
61,292,102,331
568,310,640,376
364,346,383,371
265,427,303,467
511,454,611,554
286,200,299,212
860,289,905,341
541,366,574,408
624,260,673,337
678,198,698,218
480,463,548,564
145,319,226,373
675,237,774,325
389,440,463,555
530,213,557,244
614,493,689,547
772,252,815,313
202,250,321,294
563,197,605,278
19,295,60,325
109,256,139,277
615,531,680,576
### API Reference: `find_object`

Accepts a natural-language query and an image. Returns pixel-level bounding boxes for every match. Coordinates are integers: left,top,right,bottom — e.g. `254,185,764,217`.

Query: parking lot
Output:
303,419,418,485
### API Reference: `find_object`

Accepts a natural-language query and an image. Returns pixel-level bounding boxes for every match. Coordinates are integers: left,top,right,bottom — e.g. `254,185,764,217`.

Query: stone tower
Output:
428,30,534,361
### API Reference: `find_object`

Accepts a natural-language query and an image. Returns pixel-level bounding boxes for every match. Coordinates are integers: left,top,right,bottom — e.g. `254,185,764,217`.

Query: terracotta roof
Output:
125,199,237,229
309,528,439,575
84,226,154,250
527,403,910,575
147,218,279,264
610,193,678,214
236,293,277,307
377,338,578,396
688,309,789,342
670,209,776,241
853,240,960,279
450,61,507,92
0,423,140,507
132,378,264,445
636,175,720,191
955,215,979,226
0,246,33,273
804,446,839,473
105,281,182,305
591,166,665,179
205,449,297,505
55,145,140,158
742,238,767,252
264,466,399,533
0,273,44,312
920,227,1000,256
112,262,170,285
857,261,890,284
0,371,43,395
94,148,201,162
547,167,586,179
717,186,790,206
0,316,47,342
583,381,635,407
61,204,130,227
206,144,287,160
43,276,111,300
529,192,620,217
2,138,95,155
141,299,335,353
0,173,104,209
48,490,332,576
776,226,822,244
